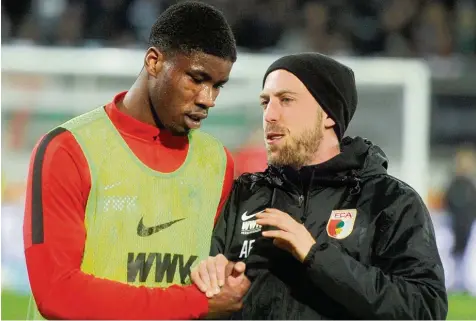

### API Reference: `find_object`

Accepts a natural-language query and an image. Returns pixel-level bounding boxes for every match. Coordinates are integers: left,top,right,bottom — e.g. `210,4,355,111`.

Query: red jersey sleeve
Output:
23,128,208,320
214,147,235,225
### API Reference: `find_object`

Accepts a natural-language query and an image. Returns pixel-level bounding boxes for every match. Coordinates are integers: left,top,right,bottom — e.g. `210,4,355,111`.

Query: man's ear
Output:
324,113,335,129
144,47,164,77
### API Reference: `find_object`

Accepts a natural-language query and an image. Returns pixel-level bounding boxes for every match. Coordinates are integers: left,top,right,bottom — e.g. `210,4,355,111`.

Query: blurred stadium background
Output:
2,0,476,319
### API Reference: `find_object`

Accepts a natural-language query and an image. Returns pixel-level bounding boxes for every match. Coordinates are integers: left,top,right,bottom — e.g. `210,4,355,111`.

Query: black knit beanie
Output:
263,53,358,141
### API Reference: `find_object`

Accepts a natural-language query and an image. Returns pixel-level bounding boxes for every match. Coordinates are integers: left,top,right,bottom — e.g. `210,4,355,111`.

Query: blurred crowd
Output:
2,0,476,57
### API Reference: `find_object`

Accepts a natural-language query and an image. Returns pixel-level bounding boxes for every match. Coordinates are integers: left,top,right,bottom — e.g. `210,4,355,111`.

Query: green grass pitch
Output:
2,290,475,319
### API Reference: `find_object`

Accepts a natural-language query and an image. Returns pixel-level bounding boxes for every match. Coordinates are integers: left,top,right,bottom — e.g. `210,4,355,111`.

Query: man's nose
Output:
196,86,216,109
264,99,281,123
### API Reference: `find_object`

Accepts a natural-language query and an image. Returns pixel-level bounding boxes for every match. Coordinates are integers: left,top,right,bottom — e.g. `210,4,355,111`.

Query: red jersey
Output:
23,92,234,320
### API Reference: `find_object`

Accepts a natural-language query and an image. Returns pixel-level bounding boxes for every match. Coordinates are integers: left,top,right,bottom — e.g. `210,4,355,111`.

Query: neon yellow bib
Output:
28,107,226,319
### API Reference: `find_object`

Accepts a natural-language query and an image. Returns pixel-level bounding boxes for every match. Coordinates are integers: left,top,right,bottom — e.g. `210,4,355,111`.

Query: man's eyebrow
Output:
216,77,229,86
260,89,298,99
275,89,298,96
189,68,229,85
259,92,269,100
188,68,212,81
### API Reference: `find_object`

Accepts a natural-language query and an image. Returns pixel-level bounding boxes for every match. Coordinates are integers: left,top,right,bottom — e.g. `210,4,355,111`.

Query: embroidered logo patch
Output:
326,209,357,240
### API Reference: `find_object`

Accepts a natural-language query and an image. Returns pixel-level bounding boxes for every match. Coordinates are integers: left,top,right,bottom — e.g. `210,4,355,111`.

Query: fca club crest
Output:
326,209,357,240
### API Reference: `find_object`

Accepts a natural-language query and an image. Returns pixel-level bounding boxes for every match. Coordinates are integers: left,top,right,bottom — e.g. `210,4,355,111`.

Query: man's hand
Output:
205,262,250,319
256,208,316,262
191,254,230,297
191,254,247,298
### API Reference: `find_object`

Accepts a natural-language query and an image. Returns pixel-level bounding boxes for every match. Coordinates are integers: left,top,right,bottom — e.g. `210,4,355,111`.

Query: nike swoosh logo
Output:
241,211,258,221
137,217,185,237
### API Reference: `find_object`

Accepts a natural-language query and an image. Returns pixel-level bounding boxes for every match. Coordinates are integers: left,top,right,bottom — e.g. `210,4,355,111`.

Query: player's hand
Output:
191,254,246,298
191,254,229,297
204,262,250,319
256,208,316,262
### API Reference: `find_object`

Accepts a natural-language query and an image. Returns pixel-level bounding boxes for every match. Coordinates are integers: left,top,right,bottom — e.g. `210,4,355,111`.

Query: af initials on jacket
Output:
211,137,448,320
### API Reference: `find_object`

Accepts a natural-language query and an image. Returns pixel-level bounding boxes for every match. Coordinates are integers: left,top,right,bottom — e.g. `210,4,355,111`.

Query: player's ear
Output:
323,111,335,129
144,47,164,77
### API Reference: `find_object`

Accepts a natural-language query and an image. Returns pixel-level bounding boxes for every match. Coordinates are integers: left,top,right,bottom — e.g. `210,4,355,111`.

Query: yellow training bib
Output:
28,107,226,319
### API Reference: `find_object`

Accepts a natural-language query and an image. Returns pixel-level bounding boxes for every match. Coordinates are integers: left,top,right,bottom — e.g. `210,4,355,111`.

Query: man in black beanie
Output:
258,52,358,169
263,52,358,141
192,53,447,320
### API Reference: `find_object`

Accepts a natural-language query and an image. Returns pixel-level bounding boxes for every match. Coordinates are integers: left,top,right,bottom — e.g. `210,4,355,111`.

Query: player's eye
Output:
260,100,269,109
188,74,203,84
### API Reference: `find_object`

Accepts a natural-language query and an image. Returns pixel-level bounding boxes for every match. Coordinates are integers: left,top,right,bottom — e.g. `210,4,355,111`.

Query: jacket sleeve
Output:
23,130,208,320
210,181,240,256
303,189,448,320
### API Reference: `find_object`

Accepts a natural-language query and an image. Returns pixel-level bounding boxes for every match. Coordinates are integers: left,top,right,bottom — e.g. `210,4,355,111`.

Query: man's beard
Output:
266,113,323,169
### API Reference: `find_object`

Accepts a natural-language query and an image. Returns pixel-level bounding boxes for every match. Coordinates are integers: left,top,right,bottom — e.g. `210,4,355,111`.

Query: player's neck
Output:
118,73,157,127
306,133,340,166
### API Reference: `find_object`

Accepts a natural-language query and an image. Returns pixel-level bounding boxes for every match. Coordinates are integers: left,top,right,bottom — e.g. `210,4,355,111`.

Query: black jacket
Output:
211,137,447,320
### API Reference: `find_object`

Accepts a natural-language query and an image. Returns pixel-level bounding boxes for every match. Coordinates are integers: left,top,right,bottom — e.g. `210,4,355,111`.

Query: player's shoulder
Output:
35,107,107,156
32,126,81,164
34,127,73,153
60,107,107,132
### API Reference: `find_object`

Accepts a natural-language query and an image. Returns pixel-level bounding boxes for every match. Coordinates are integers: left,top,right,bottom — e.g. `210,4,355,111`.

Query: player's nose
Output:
196,86,216,109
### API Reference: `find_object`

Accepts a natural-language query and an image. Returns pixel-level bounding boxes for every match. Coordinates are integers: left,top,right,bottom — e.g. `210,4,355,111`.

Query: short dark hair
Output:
149,1,237,62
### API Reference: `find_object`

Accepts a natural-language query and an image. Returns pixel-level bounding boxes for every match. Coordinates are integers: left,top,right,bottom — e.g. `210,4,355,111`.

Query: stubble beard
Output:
266,112,323,169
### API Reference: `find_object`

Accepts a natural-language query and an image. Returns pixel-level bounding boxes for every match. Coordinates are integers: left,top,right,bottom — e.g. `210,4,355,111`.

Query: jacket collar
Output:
265,136,388,193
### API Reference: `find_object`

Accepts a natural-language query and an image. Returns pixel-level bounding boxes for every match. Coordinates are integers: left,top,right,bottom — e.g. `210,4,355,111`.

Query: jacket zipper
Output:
299,170,314,223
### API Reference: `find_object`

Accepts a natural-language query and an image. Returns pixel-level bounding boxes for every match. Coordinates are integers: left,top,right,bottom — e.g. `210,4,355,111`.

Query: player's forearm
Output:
303,243,447,319
26,248,208,320
40,277,208,320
